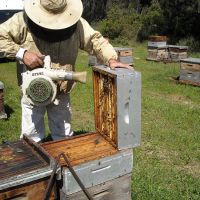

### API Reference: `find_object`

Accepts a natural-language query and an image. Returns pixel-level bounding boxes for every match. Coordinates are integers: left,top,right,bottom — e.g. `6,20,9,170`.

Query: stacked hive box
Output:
179,58,200,86
147,36,168,61
168,45,188,62
88,47,134,66
42,66,141,199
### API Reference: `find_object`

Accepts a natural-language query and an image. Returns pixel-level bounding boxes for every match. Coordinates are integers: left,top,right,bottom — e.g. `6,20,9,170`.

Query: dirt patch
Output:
176,161,200,179
147,91,200,108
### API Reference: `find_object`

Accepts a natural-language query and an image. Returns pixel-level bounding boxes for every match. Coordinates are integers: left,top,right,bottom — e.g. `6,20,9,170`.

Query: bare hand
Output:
23,51,44,70
108,59,133,70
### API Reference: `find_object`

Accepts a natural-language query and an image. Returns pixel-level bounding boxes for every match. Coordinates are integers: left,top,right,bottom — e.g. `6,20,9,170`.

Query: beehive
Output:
168,45,188,62
147,46,168,61
41,66,141,196
148,35,167,47
88,47,134,66
179,58,200,86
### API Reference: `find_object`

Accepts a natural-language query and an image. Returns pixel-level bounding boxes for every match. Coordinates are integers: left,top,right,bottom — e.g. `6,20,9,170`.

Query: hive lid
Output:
180,57,200,64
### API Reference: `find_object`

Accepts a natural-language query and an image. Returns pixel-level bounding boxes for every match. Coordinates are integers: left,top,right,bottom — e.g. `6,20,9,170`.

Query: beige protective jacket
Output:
0,12,117,64
0,12,117,91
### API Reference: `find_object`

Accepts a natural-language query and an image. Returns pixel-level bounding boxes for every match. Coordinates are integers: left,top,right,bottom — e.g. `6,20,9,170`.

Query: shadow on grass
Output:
41,130,89,144
4,104,14,119
73,130,89,136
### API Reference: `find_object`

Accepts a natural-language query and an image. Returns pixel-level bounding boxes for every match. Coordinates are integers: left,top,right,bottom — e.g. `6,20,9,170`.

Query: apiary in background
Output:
88,47,134,66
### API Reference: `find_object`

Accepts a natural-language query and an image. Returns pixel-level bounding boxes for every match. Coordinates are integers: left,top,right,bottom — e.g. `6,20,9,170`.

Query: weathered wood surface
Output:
148,35,167,42
0,140,48,181
41,133,118,167
179,69,200,84
60,173,132,200
181,62,200,72
0,178,55,200
178,79,200,87
147,48,168,61
93,70,118,147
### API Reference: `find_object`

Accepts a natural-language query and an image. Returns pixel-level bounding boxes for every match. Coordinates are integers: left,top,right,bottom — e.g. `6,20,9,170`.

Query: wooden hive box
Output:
41,66,141,196
88,47,134,66
114,47,134,66
0,136,55,200
60,173,132,200
168,45,188,62
147,46,168,61
148,35,167,47
179,58,200,86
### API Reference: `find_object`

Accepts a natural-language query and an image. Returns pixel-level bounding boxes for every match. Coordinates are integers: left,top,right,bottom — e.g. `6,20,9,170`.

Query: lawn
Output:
0,43,199,199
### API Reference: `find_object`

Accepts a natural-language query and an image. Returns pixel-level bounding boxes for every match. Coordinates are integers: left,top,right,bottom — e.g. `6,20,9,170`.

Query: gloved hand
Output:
108,59,133,70
23,51,45,70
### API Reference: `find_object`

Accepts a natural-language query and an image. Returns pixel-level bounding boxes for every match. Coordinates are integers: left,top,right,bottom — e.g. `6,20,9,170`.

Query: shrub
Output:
137,0,164,41
99,5,142,44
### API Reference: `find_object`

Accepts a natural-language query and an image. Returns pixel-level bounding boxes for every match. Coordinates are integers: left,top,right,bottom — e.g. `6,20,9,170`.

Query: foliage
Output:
159,0,200,44
99,5,142,44
138,0,164,41
95,0,200,50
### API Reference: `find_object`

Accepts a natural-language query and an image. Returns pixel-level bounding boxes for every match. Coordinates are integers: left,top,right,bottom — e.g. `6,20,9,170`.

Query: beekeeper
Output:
0,0,131,142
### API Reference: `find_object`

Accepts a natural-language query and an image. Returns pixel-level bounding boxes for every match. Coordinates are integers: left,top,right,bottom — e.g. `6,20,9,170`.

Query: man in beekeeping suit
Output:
0,0,131,142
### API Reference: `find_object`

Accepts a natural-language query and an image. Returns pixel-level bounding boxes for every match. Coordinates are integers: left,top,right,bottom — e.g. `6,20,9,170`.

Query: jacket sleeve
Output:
0,12,27,59
78,18,118,65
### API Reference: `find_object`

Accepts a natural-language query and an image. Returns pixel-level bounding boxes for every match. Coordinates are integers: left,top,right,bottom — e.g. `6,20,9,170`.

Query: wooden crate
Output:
60,173,132,200
0,136,55,199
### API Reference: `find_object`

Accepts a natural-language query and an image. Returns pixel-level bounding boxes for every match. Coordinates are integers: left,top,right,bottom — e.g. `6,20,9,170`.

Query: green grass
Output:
0,43,199,199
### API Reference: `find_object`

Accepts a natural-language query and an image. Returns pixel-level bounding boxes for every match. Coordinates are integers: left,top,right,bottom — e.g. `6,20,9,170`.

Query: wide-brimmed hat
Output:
24,0,83,30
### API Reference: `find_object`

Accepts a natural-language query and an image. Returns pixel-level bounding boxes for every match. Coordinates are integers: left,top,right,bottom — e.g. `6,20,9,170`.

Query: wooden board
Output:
178,79,200,87
60,173,132,200
117,49,132,57
181,62,200,71
148,35,167,42
0,177,55,200
41,133,118,167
